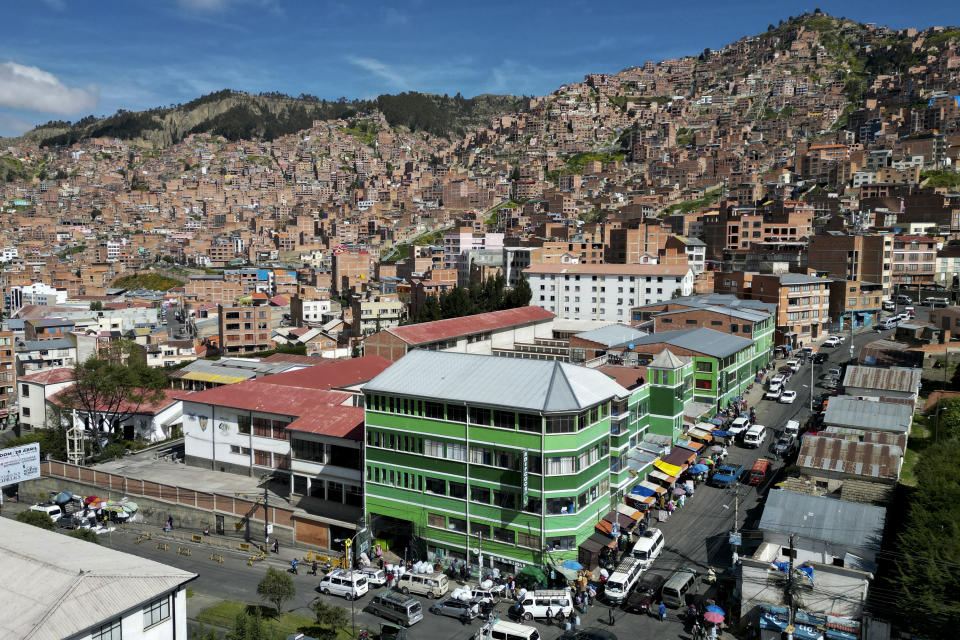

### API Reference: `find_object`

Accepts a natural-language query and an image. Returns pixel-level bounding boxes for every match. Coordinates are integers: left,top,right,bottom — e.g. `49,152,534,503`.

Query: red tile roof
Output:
258,355,392,389
51,387,192,415
269,295,289,306
19,367,74,385
287,405,365,440
386,306,555,346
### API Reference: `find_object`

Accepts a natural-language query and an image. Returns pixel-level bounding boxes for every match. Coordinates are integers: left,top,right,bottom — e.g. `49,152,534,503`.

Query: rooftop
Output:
257,355,392,390
18,367,74,385
621,327,755,359
822,396,913,432
524,263,691,276
364,350,629,412
759,490,886,554
842,366,922,394
574,324,647,347
385,306,554,346
0,517,195,640
797,434,903,481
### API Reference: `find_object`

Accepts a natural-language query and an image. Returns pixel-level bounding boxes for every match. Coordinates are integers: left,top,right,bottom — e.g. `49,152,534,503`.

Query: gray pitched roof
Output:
779,273,831,285
0,517,196,640
649,348,687,369
363,350,629,412
822,396,912,433
623,328,755,359
17,337,76,351
759,490,886,553
633,293,777,315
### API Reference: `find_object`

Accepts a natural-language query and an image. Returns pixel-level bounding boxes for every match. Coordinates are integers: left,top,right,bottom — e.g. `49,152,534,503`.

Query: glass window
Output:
447,442,467,462
93,619,122,640
518,532,541,549
518,413,541,433
493,410,515,429
471,486,491,503
144,596,170,629
448,517,467,533
493,527,515,544
523,496,542,513
449,482,467,499
424,439,443,457
425,478,446,495
546,535,576,550
237,414,251,435
471,522,491,539
545,456,575,475
428,513,445,528
545,415,575,433
470,446,492,465
469,407,490,425
424,402,444,420
447,404,467,423
493,490,516,510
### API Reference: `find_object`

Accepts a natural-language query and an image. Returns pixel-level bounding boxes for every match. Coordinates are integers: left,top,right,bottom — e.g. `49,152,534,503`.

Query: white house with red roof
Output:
52,387,193,443
18,367,74,432
180,356,392,541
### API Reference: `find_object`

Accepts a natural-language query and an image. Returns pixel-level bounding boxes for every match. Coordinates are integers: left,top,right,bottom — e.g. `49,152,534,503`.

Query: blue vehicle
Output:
710,464,743,488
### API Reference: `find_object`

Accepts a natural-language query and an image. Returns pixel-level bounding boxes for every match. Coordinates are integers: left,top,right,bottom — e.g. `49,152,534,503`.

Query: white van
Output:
879,318,898,330
365,591,423,626
742,424,766,449
604,556,645,605
476,619,541,640
631,527,665,569
661,569,697,608
318,569,369,600
360,567,388,587
29,504,62,522
396,571,449,599
783,420,800,438
516,589,574,620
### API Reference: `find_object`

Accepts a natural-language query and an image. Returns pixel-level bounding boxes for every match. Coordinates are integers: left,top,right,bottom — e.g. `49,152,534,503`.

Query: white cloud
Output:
0,62,98,114
346,56,409,89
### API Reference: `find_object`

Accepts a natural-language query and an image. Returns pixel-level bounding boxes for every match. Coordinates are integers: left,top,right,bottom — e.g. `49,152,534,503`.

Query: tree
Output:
15,510,56,530
69,528,102,544
225,611,271,640
311,600,349,639
256,566,295,615
89,301,103,311
56,340,167,454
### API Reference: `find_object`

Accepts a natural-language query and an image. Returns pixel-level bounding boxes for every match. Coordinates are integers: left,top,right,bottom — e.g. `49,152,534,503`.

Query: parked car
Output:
896,294,913,304
823,336,840,347
882,300,896,311
779,390,797,404
828,367,842,379
360,567,389,587
773,434,797,457
769,374,786,387
429,598,479,622
783,420,801,438
710,464,743,488
727,417,751,437
623,573,667,615
786,359,800,372
812,353,828,364
764,385,783,400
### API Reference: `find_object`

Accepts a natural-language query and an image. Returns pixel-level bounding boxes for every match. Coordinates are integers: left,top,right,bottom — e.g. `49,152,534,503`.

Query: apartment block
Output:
217,305,274,355
807,233,893,298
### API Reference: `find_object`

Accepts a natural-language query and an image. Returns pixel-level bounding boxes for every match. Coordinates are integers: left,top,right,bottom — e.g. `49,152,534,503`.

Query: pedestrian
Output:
659,601,667,622
311,560,318,576
273,538,279,554
573,613,581,630
545,607,553,626
607,605,615,626
556,609,566,627
290,558,298,574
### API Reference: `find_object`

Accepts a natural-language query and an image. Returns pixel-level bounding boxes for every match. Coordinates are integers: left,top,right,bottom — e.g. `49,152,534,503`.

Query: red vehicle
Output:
748,459,772,486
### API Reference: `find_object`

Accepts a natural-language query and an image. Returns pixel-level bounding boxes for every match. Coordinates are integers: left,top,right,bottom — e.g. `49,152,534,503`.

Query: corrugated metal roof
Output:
797,434,903,481
822,396,913,433
575,324,647,347
363,350,629,411
759,490,886,553
18,338,75,351
842,366,921,394
0,518,195,640
626,328,755,358
387,306,554,345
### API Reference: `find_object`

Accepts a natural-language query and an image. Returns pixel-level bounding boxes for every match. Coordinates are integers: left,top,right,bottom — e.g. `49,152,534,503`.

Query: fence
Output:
40,460,295,529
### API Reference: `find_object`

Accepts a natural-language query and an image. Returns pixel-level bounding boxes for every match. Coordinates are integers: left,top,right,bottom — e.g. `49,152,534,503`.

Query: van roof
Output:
632,529,663,550
376,591,418,604
663,570,696,589
490,620,538,634
528,589,570,597
746,424,765,434
751,459,771,471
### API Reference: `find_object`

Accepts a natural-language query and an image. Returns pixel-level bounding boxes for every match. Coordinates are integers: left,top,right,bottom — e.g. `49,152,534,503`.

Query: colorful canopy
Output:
653,459,683,477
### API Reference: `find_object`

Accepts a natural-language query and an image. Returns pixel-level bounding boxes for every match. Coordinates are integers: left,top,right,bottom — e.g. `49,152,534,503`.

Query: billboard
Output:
0,442,41,488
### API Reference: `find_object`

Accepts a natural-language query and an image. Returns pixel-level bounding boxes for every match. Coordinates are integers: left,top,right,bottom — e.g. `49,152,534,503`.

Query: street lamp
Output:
334,528,367,636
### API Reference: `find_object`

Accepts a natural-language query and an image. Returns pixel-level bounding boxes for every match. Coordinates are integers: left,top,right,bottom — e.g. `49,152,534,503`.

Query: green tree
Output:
225,610,271,640
935,398,960,441
311,599,349,639
256,567,295,615
69,528,102,544
15,510,56,530
89,300,103,311
56,340,167,454
421,295,442,322
190,623,220,640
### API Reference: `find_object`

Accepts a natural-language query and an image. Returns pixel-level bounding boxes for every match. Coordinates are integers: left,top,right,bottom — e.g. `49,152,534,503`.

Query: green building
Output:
362,350,657,572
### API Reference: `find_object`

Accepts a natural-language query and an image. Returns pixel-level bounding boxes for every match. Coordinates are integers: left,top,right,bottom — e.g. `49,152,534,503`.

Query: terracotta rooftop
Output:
386,306,555,345
258,355,392,389
52,387,193,416
182,380,352,419
18,367,74,385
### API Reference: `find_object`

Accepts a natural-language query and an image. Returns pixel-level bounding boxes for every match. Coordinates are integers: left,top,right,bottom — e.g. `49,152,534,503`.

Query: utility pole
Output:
263,479,270,547
731,487,740,567
786,532,796,637
809,354,815,414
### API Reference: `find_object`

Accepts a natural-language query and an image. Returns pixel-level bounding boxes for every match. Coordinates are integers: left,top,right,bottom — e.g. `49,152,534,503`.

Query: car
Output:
764,385,783,400
773,434,797,457
828,367,842,379
786,359,800,372
896,294,913,304
779,390,797,404
727,416,751,436
812,353,828,364
800,346,815,357
778,366,794,378
429,598,479,622
470,584,505,605
623,573,667,615
822,378,839,391
822,336,840,347
360,567,389,587
710,464,743,488
558,628,619,640
882,300,896,311
769,374,786,387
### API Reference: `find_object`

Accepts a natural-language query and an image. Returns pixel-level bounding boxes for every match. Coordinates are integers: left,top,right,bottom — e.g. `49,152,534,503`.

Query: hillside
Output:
14,90,526,148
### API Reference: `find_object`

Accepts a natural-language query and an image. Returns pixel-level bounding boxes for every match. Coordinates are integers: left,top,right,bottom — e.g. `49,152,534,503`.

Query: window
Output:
428,513,445,528
545,414,575,433
237,414,251,435
523,496,542,513
493,527,515,544
424,439,444,457
495,450,515,469
144,595,170,628
493,410,515,429
518,413,541,433
93,619,122,640
469,407,490,425
447,404,467,423
471,485,491,503
425,478,446,495
546,456,575,475
470,446,492,465
518,532,541,549
471,522,491,539
695,379,713,390
22,407,31,417
424,402,444,420
696,361,712,372
546,535,576,550
449,482,467,499
494,490,516,510
448,442,467,462
448,517,467,533
20,384,29,397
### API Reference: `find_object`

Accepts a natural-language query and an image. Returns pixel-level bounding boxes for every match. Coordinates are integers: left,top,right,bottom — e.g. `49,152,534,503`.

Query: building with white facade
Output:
9,282,68,311
443,227,504,285
18,367,74,431
0,517,195,640
523,263,694,322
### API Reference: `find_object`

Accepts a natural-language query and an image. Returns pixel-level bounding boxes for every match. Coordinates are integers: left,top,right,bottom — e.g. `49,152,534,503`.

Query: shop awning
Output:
653,459,683,477
616,504,642,520
649,469,677,486
687,426,714,442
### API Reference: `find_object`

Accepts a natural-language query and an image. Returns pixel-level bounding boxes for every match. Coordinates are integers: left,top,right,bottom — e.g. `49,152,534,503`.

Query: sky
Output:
0,0,955,136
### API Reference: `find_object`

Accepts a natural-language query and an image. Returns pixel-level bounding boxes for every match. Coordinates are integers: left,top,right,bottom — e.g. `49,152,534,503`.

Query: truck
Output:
710,464,743,488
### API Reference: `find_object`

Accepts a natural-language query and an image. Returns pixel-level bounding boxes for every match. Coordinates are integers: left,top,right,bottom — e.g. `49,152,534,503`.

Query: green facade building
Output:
362,350,657,572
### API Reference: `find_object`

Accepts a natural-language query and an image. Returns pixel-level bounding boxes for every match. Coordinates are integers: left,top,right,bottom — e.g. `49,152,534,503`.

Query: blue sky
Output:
0,0,954,136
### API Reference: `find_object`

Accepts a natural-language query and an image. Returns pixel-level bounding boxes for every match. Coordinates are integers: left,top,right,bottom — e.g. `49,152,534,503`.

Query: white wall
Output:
182,401,291,470
80,588,188,640
527,271,693,322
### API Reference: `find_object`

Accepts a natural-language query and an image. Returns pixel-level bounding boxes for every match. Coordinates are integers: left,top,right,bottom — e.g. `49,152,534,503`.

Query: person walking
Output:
607,605,615,626
311,560,318,576
658,601,667,622
290,558,298,574
273,539,279,554
545,607,553,626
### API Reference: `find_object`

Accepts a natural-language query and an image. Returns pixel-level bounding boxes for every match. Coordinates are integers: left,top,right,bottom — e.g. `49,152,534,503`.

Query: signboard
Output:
521,450,529,507
728,531,742,546
0,443,41,488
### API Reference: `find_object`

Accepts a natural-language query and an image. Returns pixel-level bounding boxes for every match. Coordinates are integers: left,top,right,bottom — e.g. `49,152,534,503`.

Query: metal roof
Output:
797,434,903,481
842,366,921,394
168,357,301,380
0,518,195,640
386,306,554,345
363,350,629,412
575,324,647,347
649,348,688,369
17,337,75,351
623,328,755,359
778,273,831,285
759,490,886,553
822,396,912,433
